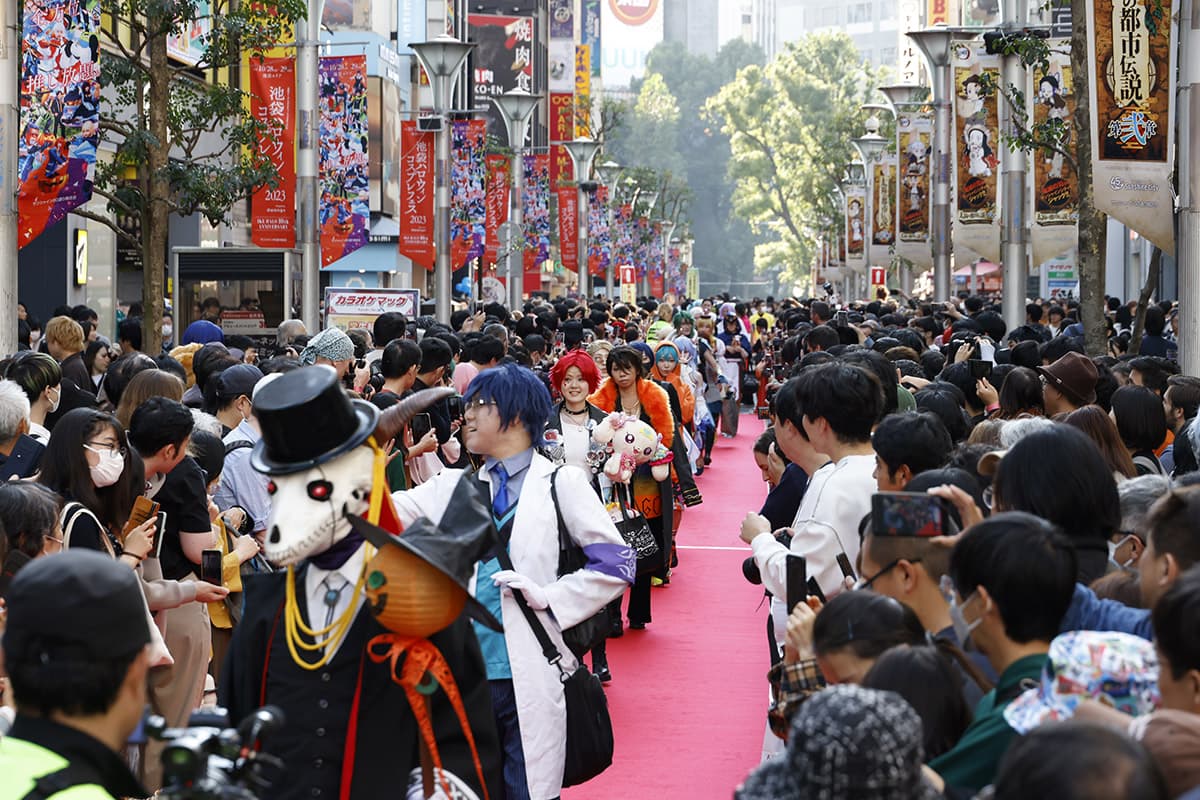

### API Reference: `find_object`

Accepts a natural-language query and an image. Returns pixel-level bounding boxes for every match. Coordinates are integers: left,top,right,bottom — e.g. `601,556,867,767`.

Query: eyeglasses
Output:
84,441,127,457
465,397,497,410
855,557,921,591
43,533,64,546
982,486,994,510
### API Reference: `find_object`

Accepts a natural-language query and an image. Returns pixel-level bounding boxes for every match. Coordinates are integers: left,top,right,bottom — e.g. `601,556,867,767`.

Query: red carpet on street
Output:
563,414,771,800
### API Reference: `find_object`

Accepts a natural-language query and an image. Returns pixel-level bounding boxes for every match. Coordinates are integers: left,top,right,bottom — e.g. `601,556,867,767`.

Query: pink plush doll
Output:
591,412,672,484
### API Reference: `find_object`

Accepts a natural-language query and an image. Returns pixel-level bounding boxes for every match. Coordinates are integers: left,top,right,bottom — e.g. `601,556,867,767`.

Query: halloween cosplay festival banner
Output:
250,57,296,249
399,121,434,270
19,0,102,248
951,40,1001,264
523,154,550,291
318,55,369,267
895,107,933,270
1086,0,1178,255
1030,39,1079,266
484,154,510,268
587,185,610,278
450,119,487,270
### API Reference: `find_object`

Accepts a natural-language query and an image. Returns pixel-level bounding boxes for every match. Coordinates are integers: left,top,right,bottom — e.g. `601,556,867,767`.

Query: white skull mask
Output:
262,445,376,566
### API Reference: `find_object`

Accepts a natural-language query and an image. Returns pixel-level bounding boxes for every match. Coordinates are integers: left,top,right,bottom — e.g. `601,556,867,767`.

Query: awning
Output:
953,261,1000,276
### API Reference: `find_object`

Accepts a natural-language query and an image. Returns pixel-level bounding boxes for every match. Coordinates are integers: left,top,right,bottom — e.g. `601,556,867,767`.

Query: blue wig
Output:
464,362,552,445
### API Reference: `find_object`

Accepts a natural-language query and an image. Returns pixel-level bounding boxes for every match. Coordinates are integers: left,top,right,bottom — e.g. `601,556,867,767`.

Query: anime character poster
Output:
587,185,610,277
667,245,683,295
450,119,487,270
952,40,1001,262
872,158,896,246
523,154,550,290
484,154,510,267
1086,0,1177,254
845,188,866,259
250,57,296,249
1032,43,1078,225
896,109,933,260
470,15,534,142
19,0,102,249
318,55,369,267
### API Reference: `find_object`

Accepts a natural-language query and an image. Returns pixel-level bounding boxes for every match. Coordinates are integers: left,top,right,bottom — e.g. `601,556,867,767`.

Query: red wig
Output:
550,349,601,394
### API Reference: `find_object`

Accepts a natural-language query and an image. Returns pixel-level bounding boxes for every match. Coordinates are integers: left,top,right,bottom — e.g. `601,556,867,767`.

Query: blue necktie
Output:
491,462,510,517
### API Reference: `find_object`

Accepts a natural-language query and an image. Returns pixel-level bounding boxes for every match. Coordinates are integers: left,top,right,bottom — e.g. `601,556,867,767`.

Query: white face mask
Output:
84,446,125,488
162,324,174,340
47,385,60,413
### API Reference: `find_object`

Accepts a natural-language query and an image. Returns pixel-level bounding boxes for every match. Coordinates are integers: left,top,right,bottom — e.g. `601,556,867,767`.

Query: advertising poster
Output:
601,0,664,89
550,93,575,188
550,0,574,37
399,121,434,270
1031,40,1079,264
575,45,592,137
613,204,634,271
952,40,1001,262
167,1,210,66
250,57,296,248
667,246,683,296
583,0,602,78
450,119,487,270
1086,0,1177,254
872,157,896,246
647,221,664,295
324,288,420,332
18,0,102,248
896,109,933,269
845,185,866,262
470,14,534,142
318,55,369,267
587,185,610,277
484,154,510,266
557,186,578,273
321,0,370,30
523,154,550,290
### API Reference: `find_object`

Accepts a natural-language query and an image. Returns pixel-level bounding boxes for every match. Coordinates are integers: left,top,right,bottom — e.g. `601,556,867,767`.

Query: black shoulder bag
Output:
549,469,612,658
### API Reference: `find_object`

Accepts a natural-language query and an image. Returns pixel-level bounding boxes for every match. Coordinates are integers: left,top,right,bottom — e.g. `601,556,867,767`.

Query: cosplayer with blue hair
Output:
463,362,552,446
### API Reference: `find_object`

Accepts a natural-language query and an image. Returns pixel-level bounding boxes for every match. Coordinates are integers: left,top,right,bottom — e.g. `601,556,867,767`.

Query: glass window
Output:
847,2,873,22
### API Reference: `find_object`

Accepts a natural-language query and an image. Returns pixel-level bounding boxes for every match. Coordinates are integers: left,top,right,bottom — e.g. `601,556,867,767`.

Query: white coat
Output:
392,453,632,799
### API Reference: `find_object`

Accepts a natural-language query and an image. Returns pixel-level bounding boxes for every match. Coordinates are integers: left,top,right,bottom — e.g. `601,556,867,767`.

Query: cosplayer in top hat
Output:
218,365,503,800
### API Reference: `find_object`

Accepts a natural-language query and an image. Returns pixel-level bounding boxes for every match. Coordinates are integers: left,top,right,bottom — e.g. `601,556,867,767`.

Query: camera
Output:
741,529,793,586
148,705,286,800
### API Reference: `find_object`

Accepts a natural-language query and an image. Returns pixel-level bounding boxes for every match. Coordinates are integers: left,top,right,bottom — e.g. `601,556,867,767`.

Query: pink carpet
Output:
563,414,771,799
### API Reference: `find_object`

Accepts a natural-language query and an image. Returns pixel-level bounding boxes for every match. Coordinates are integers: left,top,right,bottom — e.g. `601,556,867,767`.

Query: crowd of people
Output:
0,287,1196,800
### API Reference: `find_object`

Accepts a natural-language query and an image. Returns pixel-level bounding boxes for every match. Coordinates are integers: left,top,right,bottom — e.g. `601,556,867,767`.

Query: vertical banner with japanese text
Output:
550,93,575,189
557,186,578,273
523,154,550,292
19,0,101,248
318,55,369,267
1086,0,1177,254
575,45,592,136
587,185,609,277
896,107,933,269
582,0,602,78
484,154,510,268
1030,39,1079,265
250,57,296,248
450,119,487,270
470,14,534,142
399,121,435,270
951,40,1001,263
870,152,896,269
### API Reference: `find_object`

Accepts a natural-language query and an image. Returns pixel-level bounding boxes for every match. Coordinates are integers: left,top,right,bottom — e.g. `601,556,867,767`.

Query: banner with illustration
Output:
450,119,487,270
557,186,578,272
667,245,683,296
575,45,592,136
1086,0,1178,254
523,154,550,291
587,185,610,277
19,0,102,248
647,221,664,296
895,107,933,269
318,55,369,267
399,121,434,270
951,40,1001,263
484,154,510,267
633,217,650,279
250,57,296,248
844,183,867,272
869,151,896,269
1030,39,1079,265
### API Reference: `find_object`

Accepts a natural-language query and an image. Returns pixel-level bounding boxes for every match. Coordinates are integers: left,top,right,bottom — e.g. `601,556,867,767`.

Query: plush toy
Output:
591,412,672,484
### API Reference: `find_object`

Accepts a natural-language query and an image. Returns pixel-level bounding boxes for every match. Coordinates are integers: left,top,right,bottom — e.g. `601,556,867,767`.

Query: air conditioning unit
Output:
417,115,443,132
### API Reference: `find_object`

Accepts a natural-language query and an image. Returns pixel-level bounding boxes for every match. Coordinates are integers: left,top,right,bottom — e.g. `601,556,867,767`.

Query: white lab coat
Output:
392,454,631,799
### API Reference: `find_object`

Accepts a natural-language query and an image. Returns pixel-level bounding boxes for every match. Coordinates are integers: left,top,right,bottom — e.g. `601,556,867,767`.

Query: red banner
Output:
649,270,664,297
250,57,296,248
550,92,575,189
484,155,510,266
400,121,435,270
557,186,578,273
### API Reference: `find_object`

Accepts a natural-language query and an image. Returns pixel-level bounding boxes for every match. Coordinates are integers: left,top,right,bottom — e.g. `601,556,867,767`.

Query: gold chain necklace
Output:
283,549,373,670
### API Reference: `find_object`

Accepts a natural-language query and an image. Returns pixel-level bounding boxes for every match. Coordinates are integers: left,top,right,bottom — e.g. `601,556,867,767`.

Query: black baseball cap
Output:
3,550,151,662
214,363,265,401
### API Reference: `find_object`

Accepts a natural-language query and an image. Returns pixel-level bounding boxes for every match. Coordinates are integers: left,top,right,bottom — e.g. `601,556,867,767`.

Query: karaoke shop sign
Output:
324,288,421,332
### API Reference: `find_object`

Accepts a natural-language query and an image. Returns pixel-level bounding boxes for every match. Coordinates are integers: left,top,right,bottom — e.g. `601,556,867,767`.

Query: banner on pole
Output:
557,186,578,272
318,55,369,268
951,40,1001,263
450,119,487,270
1086,0,1178,255
484,154,510,267
1030,39,1080,265
575,45,592,136
523,154,550,291
550,93,575,189
587,185,610,277
845,184,867,271
469,14,535,142
685,264,699,298
399,120,435,270
620,264,637,304
250,57,296,248
896,108,933,269
18,0,102,248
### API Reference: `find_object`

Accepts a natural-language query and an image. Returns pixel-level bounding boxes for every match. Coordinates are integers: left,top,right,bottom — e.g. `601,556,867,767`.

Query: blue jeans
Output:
489,679,530,800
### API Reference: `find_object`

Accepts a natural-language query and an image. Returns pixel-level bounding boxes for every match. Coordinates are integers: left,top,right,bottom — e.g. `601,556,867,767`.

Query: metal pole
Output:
0,0,17,356
578,185,589,298
1179,0,1200,373
604,201,615,299
932,61,953,302
433,112,452,324
509,151,525,309
1000,0,1030,332
296,3,321,331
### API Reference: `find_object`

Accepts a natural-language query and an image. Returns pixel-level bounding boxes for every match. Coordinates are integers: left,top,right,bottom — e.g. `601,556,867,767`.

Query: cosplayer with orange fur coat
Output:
649,340,695,430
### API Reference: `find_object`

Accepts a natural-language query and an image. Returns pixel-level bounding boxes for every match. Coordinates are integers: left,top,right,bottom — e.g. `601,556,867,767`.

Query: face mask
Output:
85,447,125,488
47,386,60,413
1108,535,1137,572
162,324,174,340
948,590,983,645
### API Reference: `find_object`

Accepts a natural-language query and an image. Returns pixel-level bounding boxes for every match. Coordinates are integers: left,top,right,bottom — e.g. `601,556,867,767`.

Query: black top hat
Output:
346,476,502,632
251,365,379,475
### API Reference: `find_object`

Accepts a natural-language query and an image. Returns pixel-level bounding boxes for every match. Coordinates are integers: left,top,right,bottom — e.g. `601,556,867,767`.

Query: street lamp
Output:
561,138,602,298
998,0,1031,334
878,84,927,295
595,159,621,298
853,109,889,302
410,34,475,324
492,89,540,309
908,26,958,302
839,176,857,302
637,190,660,297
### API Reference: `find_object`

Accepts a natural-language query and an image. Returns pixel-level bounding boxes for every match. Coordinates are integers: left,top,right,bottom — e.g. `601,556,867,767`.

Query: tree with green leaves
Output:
84,0,306,353
705,33,884,286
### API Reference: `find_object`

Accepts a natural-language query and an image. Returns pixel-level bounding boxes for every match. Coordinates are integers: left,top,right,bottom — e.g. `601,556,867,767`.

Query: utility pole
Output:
1178,0,1200,374
999,0,1030,334
0,0,17,356
296,2,322,331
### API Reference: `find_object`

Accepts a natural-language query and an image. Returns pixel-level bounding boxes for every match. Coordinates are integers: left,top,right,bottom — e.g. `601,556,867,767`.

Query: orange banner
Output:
484,154,510,266
250,57,296,248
